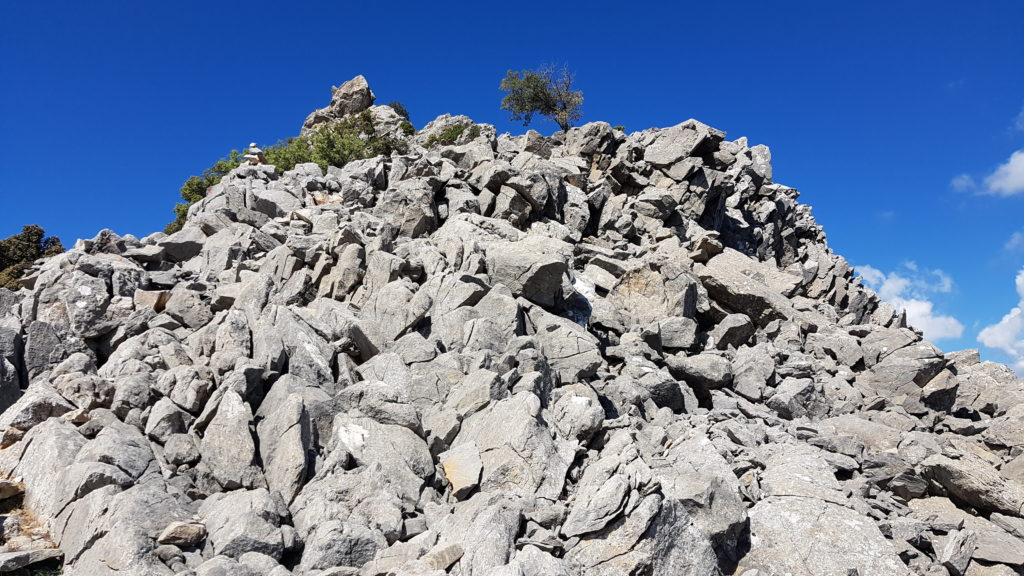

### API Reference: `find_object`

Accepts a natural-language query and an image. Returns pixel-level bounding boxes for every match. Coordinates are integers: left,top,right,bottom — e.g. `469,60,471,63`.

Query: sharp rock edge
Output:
0,76,1022,576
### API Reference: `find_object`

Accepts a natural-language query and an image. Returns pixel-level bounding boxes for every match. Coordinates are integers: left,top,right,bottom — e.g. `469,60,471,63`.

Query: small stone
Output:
159,521,208,547
440,441,482,500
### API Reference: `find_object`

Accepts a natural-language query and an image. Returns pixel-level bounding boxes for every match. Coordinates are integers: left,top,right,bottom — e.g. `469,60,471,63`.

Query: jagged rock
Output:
666,352,733,390
708,313,754,349
485,236,569,307
920,452,1024,516
739,497,913,575
199,390,261,490
0,549,63,571
440,441,482,500
6,75,1023,576
199,488,284,559
301,75,375,135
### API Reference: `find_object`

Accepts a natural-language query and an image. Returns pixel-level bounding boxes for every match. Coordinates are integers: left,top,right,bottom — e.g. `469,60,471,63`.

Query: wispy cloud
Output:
857,263,964,341
977,268,1024,375
950,173,976,192
1015,104,1024,132
1006,231,1024,252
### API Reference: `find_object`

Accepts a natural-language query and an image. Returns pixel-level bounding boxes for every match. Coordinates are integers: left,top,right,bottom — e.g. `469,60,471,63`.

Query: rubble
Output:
0,76,1022,575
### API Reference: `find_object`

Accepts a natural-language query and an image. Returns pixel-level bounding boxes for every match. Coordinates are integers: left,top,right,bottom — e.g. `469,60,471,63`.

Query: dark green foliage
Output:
400,120,415,136
425,122,480,148
425,124,466,147
262,137,313,173
165,111,408,232
500,65,583,132
0,225,64,290
165,150,242,234
614,125,626,132
306,110,409,169
388,101,410,120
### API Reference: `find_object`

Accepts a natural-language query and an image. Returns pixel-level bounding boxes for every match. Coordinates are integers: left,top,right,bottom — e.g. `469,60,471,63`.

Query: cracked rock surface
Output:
0,76,1023,575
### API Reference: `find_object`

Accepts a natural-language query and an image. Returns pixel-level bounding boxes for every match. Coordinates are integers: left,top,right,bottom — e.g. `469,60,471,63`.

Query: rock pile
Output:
1,76,1023,576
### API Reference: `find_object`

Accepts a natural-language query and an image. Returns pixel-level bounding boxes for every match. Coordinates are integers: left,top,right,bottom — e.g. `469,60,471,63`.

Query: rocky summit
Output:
1,76,1023,576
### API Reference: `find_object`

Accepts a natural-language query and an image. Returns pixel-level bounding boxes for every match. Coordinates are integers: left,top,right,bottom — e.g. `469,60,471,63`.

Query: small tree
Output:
500,65,583,132
0,225,63,290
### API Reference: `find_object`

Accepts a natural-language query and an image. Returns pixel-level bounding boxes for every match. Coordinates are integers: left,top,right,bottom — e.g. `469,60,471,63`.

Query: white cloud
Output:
856,263,964,341
977,268,1024,374
983,150,1024,196
1006,231,1024,251
1015,104,1024,132
950,173,976,192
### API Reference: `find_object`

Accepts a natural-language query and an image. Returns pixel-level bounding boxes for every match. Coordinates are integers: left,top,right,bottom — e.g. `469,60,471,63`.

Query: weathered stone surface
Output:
739,496,913,575
200,390,260,490
440,441,482,499
921,452,1024,516
199,488,284,560
0,548,63,571
302,75,375,135
158,521,207,547
485,236,570,307
5,77,1024,576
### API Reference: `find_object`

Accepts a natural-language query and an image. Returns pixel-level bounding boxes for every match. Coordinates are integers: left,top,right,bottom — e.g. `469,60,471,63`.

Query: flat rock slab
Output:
440,441,482,500
0,548,64,571
739,496,912,576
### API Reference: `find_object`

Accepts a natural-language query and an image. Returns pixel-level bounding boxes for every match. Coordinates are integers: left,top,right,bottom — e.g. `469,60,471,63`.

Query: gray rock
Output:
302,75,375,135
920,452,1024,516
765,377,819,420
739,496,913,575
696,248,813,327
163,433,200,466
667,352,732,390
0,548,63,571
199,390,260,490
486,236,570,307
199,488,284,560
440,441,482,500
707,313,754,349
938,529,977,576
256,391,311,504
159,521,208,547
643,121,711,166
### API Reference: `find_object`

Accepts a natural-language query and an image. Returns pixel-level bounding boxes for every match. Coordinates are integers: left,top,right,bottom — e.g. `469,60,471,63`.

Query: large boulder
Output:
301,75,375,135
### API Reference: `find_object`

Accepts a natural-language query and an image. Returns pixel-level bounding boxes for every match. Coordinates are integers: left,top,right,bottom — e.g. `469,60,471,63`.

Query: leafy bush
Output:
614,125,626,132
388,101,410,120
424,123,481,148
165,111,408,232
400,120,415,136
165,151,242,233
0,225,64,290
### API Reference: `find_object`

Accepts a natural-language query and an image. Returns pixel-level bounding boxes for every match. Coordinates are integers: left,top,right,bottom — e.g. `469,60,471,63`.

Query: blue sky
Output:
4,1,1024,369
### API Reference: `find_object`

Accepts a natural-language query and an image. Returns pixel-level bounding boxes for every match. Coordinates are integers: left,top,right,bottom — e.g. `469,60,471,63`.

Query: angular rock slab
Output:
738,496,912,575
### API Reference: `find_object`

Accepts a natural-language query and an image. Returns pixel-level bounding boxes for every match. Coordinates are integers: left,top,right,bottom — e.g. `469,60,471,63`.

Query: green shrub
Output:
388,101,410,120
400,120,415,136
0,225,64,290
613,125,626,132
263,136,313,173
165,150,242,234
165,111,408,232
425,122,481,148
